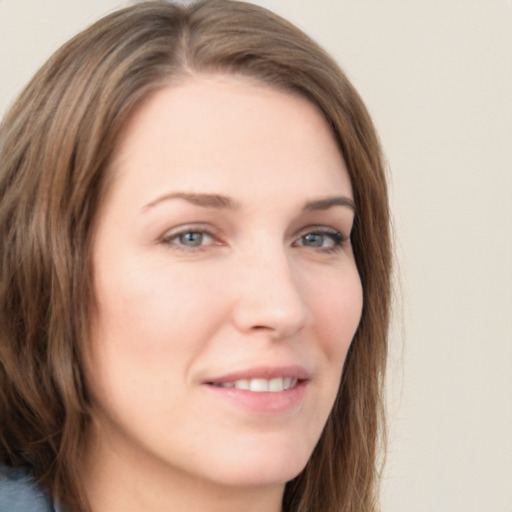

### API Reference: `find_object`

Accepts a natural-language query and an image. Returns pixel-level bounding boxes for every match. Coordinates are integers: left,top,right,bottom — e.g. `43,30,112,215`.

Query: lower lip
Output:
203,381,308,414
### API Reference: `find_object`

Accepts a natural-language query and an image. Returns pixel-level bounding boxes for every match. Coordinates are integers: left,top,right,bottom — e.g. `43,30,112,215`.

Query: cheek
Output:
87,259,230,399
301,265,362,397
309,266,363,353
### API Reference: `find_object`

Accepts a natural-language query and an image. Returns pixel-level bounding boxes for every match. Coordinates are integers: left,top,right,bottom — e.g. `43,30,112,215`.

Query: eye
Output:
294,228,346,252
161,228,216,249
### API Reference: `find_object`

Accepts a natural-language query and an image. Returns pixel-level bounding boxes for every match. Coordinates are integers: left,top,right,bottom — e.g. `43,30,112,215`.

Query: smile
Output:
212,377,299,392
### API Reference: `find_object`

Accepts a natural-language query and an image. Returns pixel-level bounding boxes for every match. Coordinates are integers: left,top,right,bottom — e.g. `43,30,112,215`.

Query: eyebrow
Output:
143,192,355,213
302,196,356,213
143,192,238,211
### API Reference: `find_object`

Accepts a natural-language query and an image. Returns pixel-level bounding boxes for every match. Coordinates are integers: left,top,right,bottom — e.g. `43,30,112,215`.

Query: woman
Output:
0,1,391,511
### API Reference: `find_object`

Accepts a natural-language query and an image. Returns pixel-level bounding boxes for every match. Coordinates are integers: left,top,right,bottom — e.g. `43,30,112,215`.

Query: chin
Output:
198,438,312,489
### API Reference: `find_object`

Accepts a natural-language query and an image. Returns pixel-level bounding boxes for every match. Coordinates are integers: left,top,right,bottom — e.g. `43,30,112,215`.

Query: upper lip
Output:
203,365,311,385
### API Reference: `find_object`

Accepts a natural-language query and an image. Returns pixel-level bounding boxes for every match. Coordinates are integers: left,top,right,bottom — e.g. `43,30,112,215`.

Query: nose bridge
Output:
232,239,308,337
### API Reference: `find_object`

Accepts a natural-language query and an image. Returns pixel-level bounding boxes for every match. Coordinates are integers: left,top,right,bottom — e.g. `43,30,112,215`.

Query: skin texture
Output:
83,75,363,512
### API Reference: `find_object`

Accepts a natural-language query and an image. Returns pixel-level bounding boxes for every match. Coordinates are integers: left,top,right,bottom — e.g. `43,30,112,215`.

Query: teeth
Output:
218,381,235,388
234,379,250,390
250,378,268,392
216,377,298,392
268,377,283,392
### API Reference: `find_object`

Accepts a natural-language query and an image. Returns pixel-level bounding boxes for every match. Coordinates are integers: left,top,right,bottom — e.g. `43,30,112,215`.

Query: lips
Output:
202,365,310,413
204,365,310,390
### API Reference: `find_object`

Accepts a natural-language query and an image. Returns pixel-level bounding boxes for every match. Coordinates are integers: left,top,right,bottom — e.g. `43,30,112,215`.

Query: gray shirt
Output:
0,465,67,512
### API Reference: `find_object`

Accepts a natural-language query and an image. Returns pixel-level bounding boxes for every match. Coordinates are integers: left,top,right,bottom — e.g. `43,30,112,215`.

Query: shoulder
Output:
0,464,55,512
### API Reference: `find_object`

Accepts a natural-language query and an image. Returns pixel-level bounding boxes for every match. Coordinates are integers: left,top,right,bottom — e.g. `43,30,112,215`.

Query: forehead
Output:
105,75,351,208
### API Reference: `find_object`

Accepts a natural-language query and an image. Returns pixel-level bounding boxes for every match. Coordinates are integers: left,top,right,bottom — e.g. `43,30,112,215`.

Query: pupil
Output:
304,233,323,247
181,232,202,246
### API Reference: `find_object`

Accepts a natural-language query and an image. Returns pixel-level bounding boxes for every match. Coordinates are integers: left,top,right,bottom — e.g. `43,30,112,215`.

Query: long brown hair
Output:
0,1,391,511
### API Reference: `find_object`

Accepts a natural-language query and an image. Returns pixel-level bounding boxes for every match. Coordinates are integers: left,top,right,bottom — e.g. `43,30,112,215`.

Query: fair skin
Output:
83,75,363,512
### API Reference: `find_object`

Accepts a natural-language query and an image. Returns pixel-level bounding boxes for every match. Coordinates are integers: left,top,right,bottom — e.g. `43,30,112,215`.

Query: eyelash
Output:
293,227,348,253
160,225,217,251
160,225,348,253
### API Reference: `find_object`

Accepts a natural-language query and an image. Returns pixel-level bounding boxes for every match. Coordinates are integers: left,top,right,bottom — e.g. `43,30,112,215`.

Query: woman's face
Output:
86,76,362,492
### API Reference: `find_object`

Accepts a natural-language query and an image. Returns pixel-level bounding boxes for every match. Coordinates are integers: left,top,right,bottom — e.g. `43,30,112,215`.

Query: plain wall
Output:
1,1,511,511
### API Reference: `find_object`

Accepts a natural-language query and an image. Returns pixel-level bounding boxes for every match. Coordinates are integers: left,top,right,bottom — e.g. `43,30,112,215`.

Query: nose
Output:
230,248,308,340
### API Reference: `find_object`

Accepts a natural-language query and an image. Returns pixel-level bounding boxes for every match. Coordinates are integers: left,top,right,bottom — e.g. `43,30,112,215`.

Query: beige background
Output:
1,1,511,511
